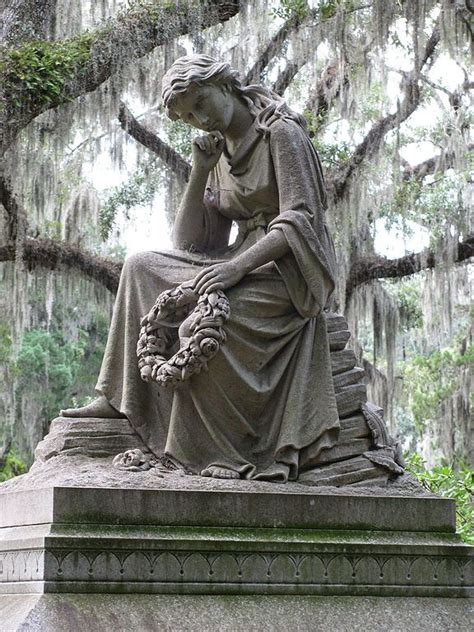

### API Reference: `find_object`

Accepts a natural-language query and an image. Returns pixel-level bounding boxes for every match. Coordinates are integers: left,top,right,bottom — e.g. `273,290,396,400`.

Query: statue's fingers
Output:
204,135,217,155
195,271,218,293
194,137,205,151
193,266,216,282
202,282,224,294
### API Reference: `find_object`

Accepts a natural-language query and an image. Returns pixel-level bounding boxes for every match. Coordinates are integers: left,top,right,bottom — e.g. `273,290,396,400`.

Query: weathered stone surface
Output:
2,594,473,632
0,482,471,600
0,483,454,531
326,313,348,333
317,438,373,465
336,384,368,418
331,349,357,376
299,455,389,487
34,417,148,462
328,329,351,351
1,453,471,605
338,414,371,441
333,367,366,391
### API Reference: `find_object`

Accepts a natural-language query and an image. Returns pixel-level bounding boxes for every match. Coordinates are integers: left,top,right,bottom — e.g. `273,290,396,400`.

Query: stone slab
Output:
336,384,368,418
0,519,472,597
333,367,366,390
326,313,348,333
329,329,351,351
0,485,456,532
331,349,357,375
1,594,472,632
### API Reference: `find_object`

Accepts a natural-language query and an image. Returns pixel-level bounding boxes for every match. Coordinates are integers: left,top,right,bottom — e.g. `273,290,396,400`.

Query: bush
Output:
0,448,27,482
405,453,473,544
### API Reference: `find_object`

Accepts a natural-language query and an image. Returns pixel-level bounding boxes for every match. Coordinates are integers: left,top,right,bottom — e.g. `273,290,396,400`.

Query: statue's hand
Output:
191,132,225,172
193,261,245,294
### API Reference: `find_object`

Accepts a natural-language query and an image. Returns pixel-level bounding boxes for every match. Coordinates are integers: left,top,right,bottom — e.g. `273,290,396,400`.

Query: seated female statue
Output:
62,54,340,482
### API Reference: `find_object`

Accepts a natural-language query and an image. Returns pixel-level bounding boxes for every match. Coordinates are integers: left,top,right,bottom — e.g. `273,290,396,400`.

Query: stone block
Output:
326,313,348,333
299,456,387,487
333,367,366,391
2,594,473,632
331,350,357,376
34,417,147,462
317,438,373,465
336,384,368,418
329,329,351,351
338,414,370,441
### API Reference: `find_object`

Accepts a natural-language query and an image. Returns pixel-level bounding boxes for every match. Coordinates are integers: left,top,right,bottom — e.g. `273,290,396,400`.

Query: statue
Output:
60,55,402,483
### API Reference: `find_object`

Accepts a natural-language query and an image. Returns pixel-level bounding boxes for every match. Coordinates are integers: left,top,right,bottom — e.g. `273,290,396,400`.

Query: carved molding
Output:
0,548,471,593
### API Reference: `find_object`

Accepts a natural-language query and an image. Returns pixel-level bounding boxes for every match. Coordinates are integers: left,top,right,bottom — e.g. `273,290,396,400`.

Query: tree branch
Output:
118,102,190,185
346,235,474,301
401,143,474,181
0,0,240,153
1,0,55,42
0,174,28,243
244,11,306,86
305,63,347,129
273,62,301,95
0,238,122,294
329,22,441,200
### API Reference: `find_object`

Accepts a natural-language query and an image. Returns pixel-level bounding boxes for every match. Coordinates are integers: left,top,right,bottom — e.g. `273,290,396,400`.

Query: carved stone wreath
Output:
137,282,230,388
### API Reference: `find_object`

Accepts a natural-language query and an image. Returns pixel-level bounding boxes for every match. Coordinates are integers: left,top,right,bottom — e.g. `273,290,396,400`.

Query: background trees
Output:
0,0,472,467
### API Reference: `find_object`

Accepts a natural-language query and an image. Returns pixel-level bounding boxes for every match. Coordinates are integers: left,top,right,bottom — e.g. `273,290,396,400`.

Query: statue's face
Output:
171,83,234,133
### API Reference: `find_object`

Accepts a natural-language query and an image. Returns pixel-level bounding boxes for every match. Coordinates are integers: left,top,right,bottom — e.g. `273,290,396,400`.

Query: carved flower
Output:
113,448,151,471
199,337,219,357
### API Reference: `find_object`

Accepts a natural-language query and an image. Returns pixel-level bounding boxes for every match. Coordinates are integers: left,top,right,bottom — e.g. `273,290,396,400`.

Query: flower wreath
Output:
137,282,231,388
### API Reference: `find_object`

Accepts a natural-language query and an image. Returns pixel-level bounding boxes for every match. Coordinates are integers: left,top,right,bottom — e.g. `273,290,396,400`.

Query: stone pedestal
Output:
0,460,472,629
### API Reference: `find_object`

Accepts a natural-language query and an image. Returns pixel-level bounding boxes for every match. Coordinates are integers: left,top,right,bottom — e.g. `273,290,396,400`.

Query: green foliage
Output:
359,81,385,121
317,0,357,19
0,32,96,110
385,278,423,331
15,329,88,420
304,104,352,166
271,0,310,22
0,324,12,366
13,313,108,424
312,138,351,167
380,172,468,244
405,453,473,544
0,449,27,482
165,119,194,158
99,160,162,240
38,219,62,240
400,344,473,432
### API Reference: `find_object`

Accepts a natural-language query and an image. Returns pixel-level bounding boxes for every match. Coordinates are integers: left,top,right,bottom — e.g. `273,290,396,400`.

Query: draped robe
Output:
96,117,340,481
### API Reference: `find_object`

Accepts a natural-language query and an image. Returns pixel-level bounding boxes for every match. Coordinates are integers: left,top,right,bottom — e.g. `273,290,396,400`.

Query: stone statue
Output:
60,54,402,484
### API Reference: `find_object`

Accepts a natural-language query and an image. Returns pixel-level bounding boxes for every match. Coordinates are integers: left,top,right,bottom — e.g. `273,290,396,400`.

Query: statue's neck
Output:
225,96,255,152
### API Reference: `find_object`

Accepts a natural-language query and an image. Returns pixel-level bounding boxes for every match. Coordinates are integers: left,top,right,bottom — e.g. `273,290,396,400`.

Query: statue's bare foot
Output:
201,465,240,479
60,395,125,419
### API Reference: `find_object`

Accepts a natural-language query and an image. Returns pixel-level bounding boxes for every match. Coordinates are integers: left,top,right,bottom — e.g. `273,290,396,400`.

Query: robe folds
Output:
96,117,340,481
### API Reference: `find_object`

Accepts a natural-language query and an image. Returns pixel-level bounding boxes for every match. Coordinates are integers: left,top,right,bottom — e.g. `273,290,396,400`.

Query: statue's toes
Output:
200,466,240,479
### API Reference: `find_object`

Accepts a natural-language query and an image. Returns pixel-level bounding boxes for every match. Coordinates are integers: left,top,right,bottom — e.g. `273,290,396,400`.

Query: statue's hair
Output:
161,54,307,136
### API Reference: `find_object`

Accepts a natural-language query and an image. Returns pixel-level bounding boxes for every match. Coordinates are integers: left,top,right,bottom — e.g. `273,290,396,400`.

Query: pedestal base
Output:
1,457,472,630
2,594,473,632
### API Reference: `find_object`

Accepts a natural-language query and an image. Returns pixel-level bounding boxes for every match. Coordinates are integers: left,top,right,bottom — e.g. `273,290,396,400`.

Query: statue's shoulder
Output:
267,117,309,146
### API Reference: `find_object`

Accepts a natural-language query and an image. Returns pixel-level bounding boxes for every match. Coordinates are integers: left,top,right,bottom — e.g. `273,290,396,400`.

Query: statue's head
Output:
161,53,307,137
161,55,239,133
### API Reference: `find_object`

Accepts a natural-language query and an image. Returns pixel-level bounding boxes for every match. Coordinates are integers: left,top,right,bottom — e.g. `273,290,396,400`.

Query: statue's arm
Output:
173,133,231,251
172,165,210,250
193,229,289,294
